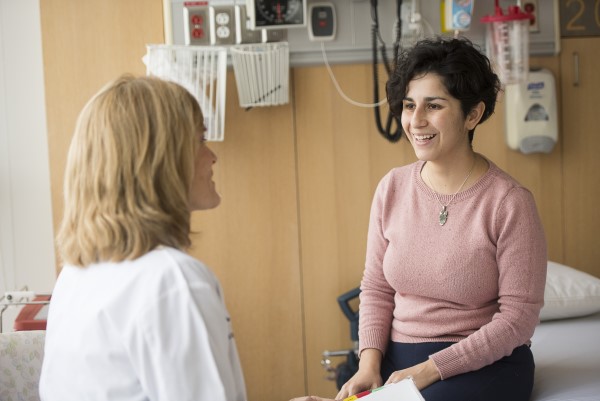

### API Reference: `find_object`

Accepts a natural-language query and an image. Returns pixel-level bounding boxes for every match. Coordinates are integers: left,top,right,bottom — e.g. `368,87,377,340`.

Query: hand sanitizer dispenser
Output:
504,68,557,154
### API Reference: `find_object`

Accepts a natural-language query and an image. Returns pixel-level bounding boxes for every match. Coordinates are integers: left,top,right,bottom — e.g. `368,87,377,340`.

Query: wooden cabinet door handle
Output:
573,52,580,87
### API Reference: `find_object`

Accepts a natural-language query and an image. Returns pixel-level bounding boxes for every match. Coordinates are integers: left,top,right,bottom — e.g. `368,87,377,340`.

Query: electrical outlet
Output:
210,6,235,45
183,5,210,45
522,0,539,33
235,5,262,44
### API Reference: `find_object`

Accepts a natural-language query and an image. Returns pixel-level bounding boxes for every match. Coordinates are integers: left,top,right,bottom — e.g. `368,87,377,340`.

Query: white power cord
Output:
321,42,387,108
0,244,7,295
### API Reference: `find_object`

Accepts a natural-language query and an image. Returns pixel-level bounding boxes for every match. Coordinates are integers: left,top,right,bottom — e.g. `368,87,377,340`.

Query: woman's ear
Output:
466,101,486,130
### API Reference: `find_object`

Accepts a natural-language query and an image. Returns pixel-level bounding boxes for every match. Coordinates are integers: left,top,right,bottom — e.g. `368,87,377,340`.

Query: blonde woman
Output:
39,76,245,400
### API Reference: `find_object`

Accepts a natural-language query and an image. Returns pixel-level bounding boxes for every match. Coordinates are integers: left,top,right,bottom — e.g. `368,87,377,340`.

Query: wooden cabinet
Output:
560,37,600,277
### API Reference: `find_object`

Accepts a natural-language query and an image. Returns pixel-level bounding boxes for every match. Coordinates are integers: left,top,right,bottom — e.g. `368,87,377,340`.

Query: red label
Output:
184,1,208,6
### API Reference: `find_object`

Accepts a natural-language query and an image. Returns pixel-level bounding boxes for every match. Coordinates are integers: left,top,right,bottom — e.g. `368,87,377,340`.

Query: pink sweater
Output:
359,159,547,380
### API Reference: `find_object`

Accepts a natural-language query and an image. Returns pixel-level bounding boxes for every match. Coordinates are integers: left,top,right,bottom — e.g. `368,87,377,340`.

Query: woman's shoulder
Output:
148,246,218,286
478,160,539,212
378,161,423,188
388,160,422,176
485,160,533,195
153,245,201,265
66,247,221,296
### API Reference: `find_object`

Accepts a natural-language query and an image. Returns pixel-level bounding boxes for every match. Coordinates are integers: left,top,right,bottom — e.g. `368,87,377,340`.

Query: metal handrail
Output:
0,291,50,333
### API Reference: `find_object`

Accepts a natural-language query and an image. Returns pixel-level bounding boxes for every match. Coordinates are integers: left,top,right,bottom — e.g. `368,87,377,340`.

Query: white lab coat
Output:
39,246,247,401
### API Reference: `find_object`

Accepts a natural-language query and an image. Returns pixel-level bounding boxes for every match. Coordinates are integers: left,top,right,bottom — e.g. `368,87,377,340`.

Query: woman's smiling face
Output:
401,73,476,164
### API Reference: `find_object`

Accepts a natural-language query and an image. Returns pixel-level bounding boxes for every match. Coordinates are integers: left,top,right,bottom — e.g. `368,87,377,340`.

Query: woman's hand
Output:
384,358,441,390
335,368,382,400
335,349,383,400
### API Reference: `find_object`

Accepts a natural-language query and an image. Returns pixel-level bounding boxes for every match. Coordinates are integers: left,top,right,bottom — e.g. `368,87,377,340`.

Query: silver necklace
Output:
425,158,476,226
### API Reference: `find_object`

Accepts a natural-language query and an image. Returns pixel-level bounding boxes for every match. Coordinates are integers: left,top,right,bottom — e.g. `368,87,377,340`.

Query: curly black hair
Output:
386,37,501,143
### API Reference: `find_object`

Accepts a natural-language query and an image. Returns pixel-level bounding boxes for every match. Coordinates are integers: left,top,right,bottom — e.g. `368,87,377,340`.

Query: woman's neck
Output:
422,153,485,195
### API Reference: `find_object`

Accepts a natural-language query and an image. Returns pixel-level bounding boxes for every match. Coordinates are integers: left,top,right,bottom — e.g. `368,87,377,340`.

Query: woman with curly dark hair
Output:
337,37,547,401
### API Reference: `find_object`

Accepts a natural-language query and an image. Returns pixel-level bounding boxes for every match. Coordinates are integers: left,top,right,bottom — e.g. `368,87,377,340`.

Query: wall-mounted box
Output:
167,0,559,67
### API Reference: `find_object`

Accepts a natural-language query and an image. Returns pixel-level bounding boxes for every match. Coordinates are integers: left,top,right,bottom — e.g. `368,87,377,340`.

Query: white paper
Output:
348,378,425,401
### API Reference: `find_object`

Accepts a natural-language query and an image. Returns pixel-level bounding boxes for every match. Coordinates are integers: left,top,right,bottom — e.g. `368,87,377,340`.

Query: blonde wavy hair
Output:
57,75,203,266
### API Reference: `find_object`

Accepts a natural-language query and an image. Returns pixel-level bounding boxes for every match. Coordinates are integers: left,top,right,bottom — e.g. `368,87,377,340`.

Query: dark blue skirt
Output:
381,342,535,401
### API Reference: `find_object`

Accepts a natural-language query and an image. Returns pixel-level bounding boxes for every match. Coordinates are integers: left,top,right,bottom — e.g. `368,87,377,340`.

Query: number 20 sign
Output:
561,0,600,37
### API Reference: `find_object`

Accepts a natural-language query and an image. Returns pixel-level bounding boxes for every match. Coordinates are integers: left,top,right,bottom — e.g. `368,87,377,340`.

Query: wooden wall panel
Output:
560,38,600,278
295,64,370,398
188,72,305,400
40,0,166,263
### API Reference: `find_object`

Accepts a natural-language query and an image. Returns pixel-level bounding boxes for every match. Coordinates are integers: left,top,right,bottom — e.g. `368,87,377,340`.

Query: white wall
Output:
0,0,56,305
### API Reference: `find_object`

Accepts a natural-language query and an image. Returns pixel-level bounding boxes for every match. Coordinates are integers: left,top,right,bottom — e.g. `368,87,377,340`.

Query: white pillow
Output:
539,261,600,321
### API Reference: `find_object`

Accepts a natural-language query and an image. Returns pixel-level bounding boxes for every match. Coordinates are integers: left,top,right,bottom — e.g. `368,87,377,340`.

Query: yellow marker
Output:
342,396,358,401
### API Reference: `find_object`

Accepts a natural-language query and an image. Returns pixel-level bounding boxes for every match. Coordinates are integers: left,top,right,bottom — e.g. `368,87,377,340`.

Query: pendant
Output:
439,206,448,226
